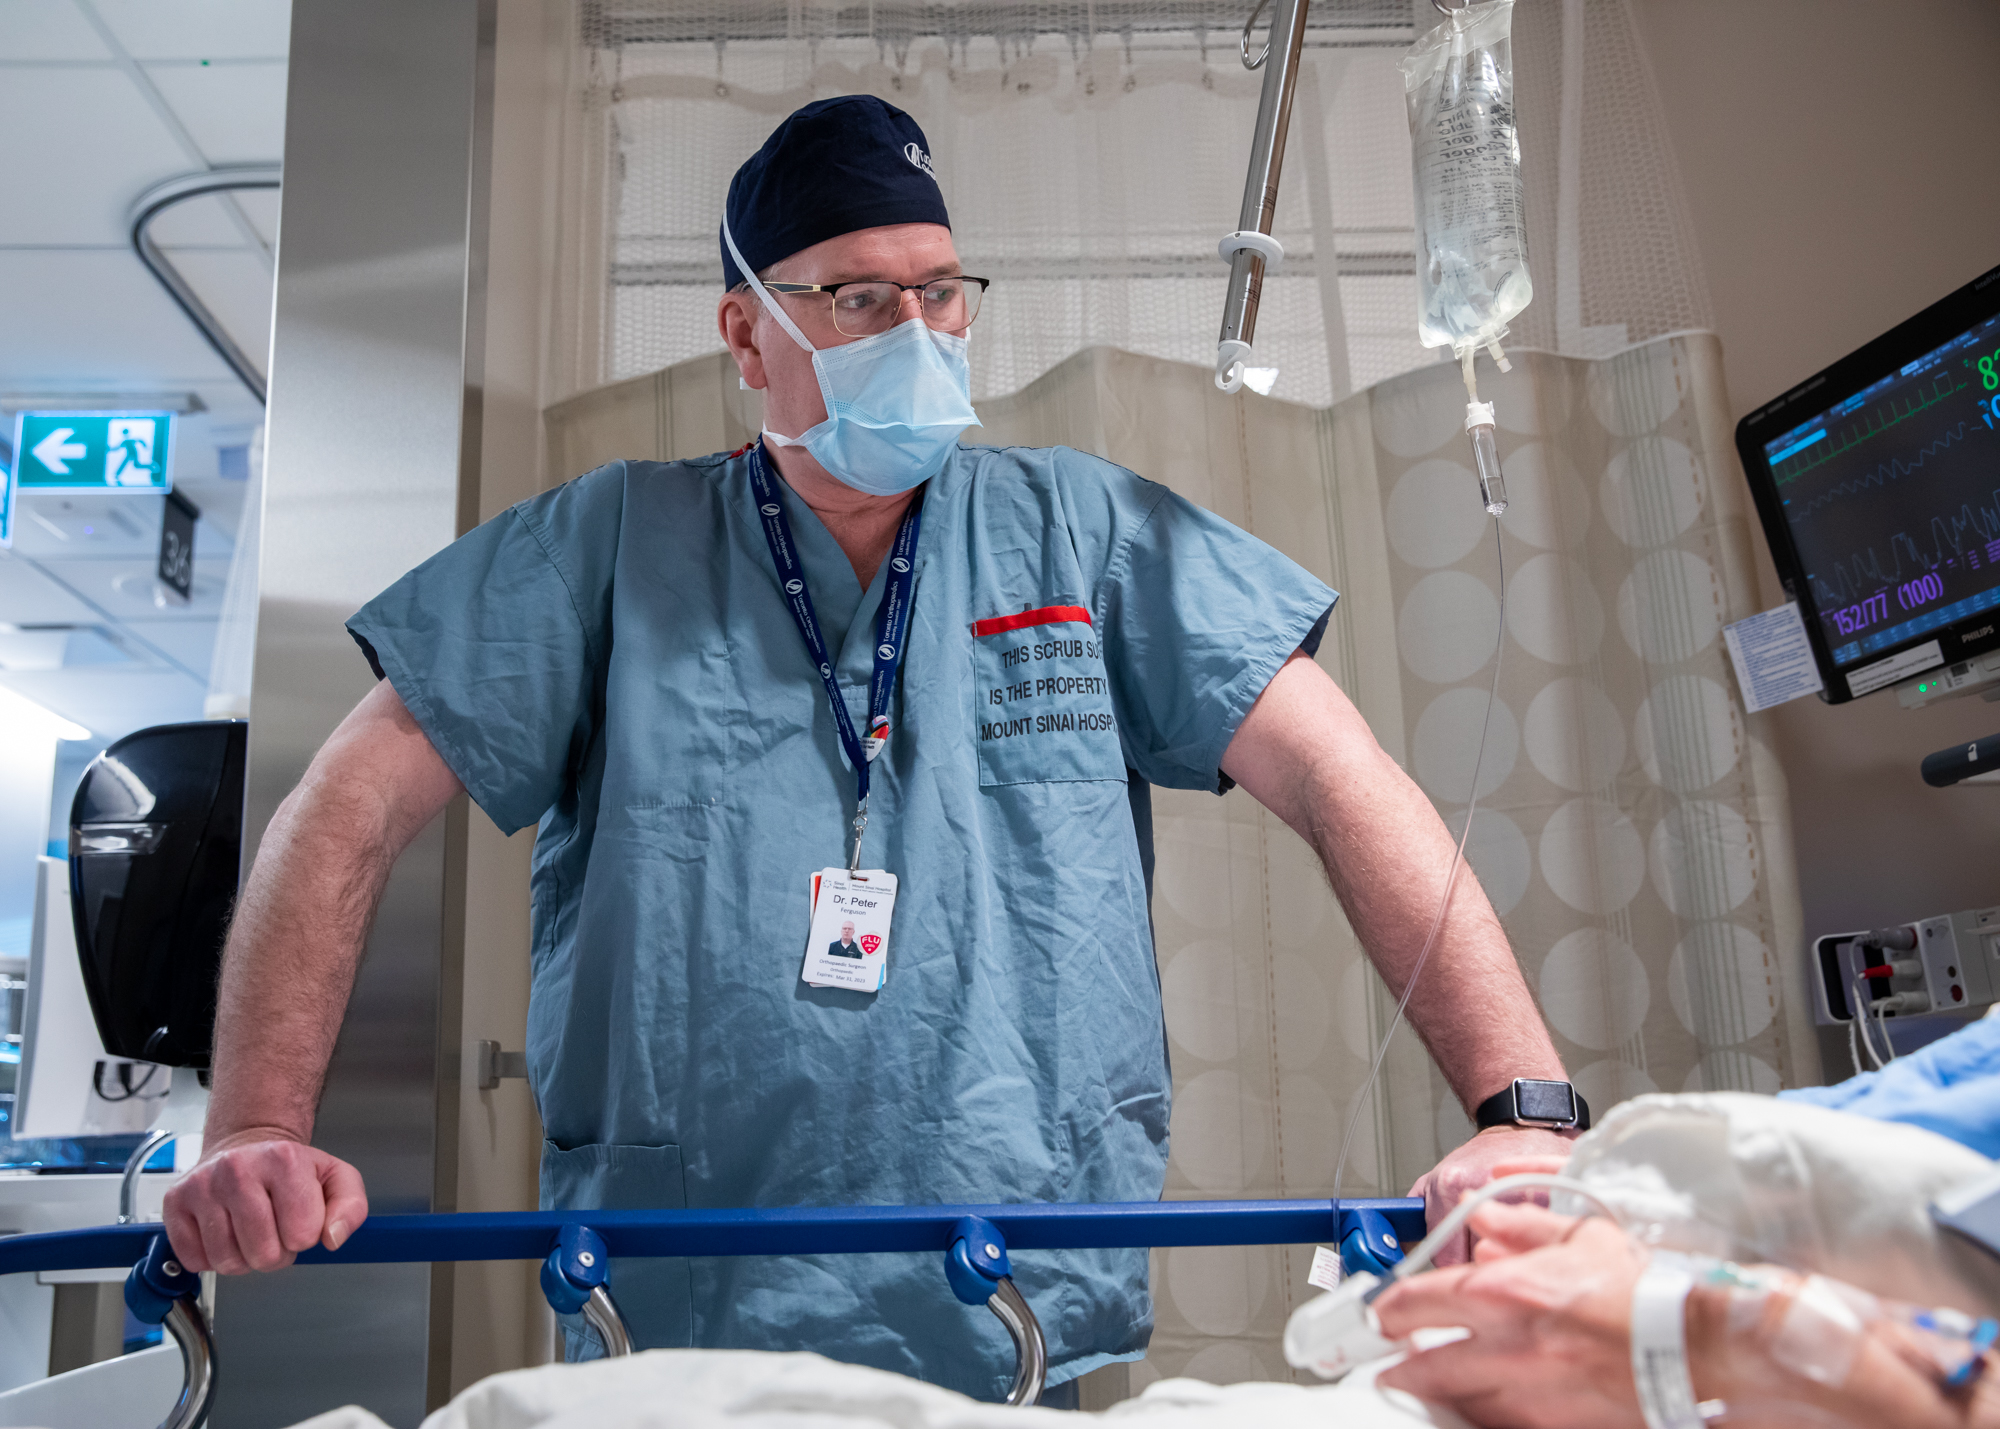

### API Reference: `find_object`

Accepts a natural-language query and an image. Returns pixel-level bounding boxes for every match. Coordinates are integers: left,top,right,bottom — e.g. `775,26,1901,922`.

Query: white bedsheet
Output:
282,1350,1468,1429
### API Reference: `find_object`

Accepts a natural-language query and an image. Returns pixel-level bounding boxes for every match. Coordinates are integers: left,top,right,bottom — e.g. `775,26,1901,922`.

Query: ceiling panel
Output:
0,0,283,750
9,492,162,559
0,66,191,245
0,249,235,386
145,190,246,247
144,61,287,165
30,549,232,622
0,551,103,625
89,0,290,62
10,491,236,563
0,629,72,670
234,187,280,247
0,666,207,742
170,249,276,371
0,0,110,60
115,617,218,679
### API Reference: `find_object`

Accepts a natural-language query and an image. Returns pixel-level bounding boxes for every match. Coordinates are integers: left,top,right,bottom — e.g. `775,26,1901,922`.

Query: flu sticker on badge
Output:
802,868,897,993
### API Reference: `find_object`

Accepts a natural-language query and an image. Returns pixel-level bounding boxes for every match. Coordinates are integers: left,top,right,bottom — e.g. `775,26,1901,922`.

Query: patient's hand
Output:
1374,1204,2000,1429
1373,1203,1648,1429
1408,1132,1574,1265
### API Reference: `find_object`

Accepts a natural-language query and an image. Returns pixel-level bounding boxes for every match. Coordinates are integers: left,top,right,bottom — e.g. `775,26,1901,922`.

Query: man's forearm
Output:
1300,736,1566,1110
203,682,463,1147
203,770,400,1145
164,683,461,1274
1223,654,1565,1113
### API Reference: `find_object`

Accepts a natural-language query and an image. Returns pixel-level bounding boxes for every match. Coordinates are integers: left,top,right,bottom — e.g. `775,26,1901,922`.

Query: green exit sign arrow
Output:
11,410,176,494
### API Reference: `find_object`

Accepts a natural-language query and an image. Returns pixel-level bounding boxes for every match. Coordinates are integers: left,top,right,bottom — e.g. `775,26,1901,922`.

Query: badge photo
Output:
801,869,898,993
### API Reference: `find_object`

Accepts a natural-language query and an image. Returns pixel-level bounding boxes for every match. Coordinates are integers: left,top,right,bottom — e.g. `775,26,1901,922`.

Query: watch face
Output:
1514,1079,1577,1123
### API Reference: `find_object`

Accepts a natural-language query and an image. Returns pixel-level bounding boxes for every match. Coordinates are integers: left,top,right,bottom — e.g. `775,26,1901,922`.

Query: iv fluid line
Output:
1330,516,1507,1214
1459,340,1513,403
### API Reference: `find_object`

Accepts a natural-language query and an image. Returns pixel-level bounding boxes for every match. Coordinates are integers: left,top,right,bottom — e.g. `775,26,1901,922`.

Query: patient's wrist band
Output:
1631,1251,1705,1429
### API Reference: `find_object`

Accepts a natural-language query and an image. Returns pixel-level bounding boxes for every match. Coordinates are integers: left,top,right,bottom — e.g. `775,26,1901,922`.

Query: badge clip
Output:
849,795,869,875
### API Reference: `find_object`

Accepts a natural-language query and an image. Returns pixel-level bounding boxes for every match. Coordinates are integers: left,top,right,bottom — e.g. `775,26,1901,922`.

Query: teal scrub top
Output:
347,442,1336,1398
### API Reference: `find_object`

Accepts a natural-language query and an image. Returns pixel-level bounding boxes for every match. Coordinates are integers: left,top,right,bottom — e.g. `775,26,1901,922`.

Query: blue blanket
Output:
1780,1015,2000,1158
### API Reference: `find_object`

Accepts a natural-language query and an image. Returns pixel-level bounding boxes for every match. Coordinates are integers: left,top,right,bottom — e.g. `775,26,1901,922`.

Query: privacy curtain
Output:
542,0,1713,412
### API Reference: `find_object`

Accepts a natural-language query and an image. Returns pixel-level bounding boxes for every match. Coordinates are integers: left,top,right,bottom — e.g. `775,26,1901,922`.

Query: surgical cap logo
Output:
890,557,911,573
878,643,897,660
785,579,804,595
761,503,780,515
903,142,937,180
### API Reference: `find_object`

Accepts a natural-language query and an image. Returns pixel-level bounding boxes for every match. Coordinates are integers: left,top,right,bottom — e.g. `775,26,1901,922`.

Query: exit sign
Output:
11,410,176,494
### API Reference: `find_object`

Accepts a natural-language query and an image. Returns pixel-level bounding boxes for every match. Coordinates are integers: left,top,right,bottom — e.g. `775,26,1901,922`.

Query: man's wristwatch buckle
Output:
1474,1077,1590,1132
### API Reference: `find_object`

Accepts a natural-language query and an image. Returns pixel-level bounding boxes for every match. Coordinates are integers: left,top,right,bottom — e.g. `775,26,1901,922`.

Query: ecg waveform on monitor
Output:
1773,372,1969,486
1793,422,1970,518
1807,486,2000,608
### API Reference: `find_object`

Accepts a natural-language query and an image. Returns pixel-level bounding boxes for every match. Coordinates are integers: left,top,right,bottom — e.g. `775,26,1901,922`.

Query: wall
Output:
0,718,58,959
1629,0,2000,965
441,0,571,1395
222,1,495,1422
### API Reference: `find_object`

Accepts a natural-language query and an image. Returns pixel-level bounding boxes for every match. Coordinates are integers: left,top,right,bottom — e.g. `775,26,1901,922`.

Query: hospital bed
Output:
0,1193,1426,1429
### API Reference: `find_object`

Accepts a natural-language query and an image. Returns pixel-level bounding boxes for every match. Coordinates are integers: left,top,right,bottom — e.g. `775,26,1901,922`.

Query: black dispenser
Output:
68,720,247,1068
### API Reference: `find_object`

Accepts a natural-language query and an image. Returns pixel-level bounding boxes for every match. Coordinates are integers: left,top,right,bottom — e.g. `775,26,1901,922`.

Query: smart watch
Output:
1473,1078,1590,1132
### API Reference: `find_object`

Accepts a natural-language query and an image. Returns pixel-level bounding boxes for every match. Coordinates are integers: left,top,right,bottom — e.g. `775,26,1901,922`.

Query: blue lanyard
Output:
749,443,923,870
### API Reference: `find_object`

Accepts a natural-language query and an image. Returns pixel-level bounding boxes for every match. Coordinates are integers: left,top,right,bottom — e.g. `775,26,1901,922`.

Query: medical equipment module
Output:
1814,904,2000,1037
1736,261,2000,707
0,1193,1427,1426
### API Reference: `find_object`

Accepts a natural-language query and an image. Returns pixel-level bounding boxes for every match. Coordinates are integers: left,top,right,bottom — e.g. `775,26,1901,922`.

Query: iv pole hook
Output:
1240,0,1272,69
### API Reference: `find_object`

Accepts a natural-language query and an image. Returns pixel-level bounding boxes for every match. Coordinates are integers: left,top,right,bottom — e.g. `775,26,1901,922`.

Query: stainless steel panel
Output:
215,0,494,1424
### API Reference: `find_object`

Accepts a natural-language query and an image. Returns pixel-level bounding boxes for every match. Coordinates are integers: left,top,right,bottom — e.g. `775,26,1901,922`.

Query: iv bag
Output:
1401,0,1531,357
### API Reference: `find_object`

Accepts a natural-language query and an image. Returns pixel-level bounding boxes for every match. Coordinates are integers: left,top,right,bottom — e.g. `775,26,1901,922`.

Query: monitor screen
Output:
1737,264,2000,702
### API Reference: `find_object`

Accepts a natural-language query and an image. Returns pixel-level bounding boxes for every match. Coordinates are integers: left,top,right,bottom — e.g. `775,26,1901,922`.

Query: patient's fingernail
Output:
326,1220,347,1249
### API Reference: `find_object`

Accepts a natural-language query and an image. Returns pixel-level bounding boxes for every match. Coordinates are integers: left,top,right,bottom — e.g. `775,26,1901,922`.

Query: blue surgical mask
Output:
724,216,980,495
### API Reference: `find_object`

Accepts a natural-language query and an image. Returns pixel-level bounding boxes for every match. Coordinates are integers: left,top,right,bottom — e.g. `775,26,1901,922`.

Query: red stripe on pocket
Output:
971,604,1093,637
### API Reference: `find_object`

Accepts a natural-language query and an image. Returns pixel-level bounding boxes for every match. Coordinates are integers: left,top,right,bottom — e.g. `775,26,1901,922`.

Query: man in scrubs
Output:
164,96,1584,1401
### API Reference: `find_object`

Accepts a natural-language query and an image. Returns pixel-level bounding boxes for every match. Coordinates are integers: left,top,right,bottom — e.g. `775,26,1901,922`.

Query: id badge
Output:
801,868,897,993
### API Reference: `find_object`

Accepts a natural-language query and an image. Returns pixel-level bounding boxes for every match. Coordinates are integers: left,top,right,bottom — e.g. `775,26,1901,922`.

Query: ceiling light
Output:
0,686,91,741
0,392,206,415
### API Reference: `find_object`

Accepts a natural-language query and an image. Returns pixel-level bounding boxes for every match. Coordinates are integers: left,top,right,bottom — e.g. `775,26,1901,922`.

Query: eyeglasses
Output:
759,275,990,337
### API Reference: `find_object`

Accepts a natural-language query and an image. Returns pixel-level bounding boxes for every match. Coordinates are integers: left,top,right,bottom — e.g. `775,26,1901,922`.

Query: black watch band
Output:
1474,1078,1590,1132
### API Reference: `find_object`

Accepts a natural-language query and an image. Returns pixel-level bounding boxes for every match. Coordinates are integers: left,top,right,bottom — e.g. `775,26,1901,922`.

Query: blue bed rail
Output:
0,1196,1427,1427
0,1196,1427,1276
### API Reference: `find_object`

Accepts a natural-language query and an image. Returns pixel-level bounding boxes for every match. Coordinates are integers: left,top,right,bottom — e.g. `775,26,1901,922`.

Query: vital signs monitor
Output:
1737,262,2000,704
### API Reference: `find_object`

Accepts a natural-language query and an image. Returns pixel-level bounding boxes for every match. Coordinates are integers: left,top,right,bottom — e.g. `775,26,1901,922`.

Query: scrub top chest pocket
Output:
971,603,1127,787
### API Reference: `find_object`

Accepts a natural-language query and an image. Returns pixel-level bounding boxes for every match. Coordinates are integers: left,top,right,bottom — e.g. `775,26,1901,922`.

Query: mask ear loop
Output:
722,213,815,354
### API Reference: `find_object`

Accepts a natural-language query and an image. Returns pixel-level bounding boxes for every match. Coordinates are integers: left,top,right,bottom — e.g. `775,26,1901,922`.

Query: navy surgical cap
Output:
721,95,950,289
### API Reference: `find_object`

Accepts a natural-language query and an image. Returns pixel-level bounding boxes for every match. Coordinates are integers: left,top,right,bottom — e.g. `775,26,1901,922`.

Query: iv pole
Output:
1215,0,1310,393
